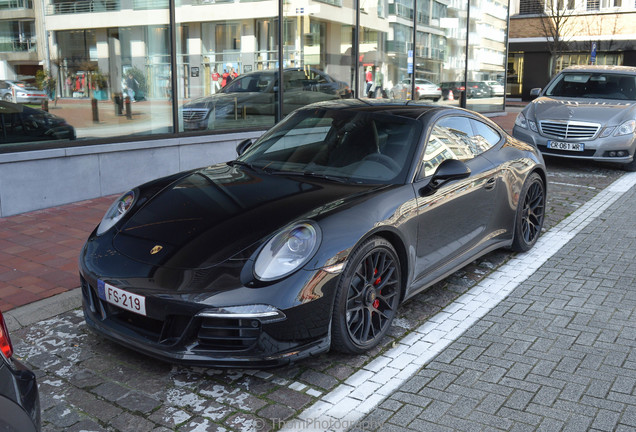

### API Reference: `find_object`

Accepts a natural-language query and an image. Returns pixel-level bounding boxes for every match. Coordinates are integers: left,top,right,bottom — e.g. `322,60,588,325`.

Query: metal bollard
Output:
114,95,123,115
91,98,99,123
125,97,132,119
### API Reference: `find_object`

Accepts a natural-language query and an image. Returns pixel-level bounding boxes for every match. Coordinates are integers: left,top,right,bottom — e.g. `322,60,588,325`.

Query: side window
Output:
422,116,475,178
283,71,307,91
470,119,501,150
421,116,498,178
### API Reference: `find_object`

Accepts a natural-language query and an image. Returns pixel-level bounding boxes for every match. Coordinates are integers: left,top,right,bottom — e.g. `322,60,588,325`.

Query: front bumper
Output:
79,264,339,368
513,125,636,165
15,96,46,104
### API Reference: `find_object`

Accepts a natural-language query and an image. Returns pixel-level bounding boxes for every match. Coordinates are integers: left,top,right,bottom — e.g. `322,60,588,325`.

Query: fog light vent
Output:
605,150,629,158
197,317,261,351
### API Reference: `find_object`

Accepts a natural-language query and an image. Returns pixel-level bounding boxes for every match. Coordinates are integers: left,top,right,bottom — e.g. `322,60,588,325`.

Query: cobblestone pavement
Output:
7,157,629,432
358,178,636,432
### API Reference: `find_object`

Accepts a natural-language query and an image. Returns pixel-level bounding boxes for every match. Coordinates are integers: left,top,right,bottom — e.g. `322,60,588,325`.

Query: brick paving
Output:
0,196,113,310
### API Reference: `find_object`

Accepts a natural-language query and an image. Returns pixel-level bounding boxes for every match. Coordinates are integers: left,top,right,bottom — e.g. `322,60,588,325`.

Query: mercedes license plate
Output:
547,141,584,152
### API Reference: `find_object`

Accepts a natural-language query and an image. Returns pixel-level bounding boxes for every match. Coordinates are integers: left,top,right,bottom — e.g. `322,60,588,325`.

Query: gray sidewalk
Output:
355,178,636,431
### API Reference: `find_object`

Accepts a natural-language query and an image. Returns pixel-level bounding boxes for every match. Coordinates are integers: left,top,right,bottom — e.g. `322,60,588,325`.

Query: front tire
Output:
331,236,401,354
511,172,545,252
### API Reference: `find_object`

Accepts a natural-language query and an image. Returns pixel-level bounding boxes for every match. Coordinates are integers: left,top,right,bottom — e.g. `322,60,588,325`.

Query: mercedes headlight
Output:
615,120,636,136
254,222,321,281
514,112,528,129
97,190,136,235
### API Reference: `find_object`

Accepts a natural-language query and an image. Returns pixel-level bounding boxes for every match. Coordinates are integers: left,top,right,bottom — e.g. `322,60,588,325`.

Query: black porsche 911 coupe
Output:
80,99,547,367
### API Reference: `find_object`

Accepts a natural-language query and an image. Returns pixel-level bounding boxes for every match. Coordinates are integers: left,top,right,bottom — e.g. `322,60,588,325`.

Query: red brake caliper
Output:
373,269,381,309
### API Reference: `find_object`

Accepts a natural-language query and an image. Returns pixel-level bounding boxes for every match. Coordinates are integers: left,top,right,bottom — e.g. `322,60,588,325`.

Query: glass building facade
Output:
1,0,508,148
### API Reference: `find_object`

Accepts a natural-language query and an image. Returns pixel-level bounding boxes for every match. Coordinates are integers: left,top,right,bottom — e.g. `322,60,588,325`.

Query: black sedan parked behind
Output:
0,310,40,432
1,101,75,145
80,100,547,367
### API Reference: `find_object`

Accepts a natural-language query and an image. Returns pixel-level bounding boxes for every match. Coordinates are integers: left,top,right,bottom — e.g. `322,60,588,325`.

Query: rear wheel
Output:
331,237,401,354
511,172,545,252
2,94,12,102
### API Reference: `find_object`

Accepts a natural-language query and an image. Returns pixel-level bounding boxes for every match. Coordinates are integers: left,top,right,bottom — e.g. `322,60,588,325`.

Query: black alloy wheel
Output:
511,172,545,252
331,236,401,354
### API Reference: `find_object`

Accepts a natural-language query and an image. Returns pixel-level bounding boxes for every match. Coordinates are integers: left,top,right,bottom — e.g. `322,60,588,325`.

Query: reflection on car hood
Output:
529,97,636,125
114,164,381,270
183,93,267,110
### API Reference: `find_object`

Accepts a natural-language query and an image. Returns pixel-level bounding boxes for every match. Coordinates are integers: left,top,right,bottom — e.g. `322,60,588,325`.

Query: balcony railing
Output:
0,38,37,53
133,0,168,9
191,0,233,4
47,0,120,14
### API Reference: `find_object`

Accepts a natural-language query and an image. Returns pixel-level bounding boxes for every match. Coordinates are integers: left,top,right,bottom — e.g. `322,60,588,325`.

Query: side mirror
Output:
419,159,471,196
236,138,252,156
529,88,542,100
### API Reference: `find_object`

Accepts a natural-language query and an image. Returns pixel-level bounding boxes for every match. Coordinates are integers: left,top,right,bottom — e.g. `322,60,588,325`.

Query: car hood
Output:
527,97,636,125
183,92,268,110
113,164,383,270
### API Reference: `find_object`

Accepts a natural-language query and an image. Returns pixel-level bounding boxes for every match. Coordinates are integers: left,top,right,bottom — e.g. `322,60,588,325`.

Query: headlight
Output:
600,126,616,138
514,112,528,129
614,120,636,136
254,222,321,281
97,190,136,235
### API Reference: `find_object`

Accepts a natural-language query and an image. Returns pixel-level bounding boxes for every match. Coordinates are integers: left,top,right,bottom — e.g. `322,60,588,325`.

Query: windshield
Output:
545,72,636,101
237,108,422,184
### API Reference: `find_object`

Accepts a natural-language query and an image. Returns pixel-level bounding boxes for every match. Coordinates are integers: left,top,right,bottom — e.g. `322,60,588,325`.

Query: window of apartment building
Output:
601,0,621,7
587,0,600,9
519,0,544,14
555,52,624,72
51,4,172,137
465,0,506,111
0,0,32,9
0,20,35,52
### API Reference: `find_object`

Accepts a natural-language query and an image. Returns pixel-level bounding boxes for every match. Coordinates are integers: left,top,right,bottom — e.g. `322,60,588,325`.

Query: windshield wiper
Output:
263,168,349,183
303,172,349,183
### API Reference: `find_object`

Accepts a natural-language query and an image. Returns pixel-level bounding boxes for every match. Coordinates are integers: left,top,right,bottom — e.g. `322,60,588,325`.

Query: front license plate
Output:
98,280,146,316
547,141,584,152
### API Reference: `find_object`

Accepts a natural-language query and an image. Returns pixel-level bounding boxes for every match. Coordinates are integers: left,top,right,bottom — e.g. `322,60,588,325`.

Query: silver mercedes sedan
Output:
513,65,636,171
